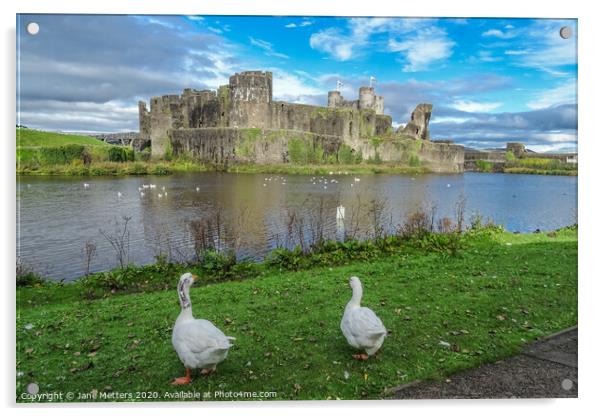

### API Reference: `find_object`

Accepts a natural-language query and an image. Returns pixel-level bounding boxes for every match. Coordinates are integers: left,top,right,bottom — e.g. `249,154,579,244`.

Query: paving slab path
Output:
388,327,577,399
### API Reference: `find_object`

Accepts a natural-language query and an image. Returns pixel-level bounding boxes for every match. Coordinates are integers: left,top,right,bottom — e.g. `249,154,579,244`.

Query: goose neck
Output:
348,285,363,307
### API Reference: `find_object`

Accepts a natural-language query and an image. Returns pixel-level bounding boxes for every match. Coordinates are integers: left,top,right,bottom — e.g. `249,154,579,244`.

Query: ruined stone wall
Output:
375,115,392,136
138,101,151,141
148,94,182,157
359,138,465,173
180,89,226,129
169,128,341,165
270,102,315,132
229,71,273,129
399,104,432,140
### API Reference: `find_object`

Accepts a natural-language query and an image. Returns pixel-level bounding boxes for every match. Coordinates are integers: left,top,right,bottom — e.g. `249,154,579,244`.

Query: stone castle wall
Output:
139,70,462,172
169,128,342,165
359,139,465,173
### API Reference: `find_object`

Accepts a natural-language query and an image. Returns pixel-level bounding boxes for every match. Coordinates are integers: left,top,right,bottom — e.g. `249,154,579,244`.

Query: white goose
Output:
171,273,235,385
340,276,387,360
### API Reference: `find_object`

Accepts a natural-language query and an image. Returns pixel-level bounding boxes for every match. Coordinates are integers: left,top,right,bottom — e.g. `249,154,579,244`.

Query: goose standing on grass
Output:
341,276,387,360
171,273,235,385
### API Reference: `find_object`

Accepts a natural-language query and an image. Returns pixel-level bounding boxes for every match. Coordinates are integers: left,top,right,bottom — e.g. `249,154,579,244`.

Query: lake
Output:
16,172,577,281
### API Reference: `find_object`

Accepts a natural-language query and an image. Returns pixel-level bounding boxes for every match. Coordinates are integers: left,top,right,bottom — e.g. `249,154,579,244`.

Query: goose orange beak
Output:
191,274,199,282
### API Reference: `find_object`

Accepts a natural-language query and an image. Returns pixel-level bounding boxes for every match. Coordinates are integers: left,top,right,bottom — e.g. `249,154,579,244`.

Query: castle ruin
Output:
138,70,464,172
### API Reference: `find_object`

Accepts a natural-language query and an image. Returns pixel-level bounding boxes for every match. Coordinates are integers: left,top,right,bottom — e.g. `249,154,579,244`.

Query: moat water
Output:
17,172,577,281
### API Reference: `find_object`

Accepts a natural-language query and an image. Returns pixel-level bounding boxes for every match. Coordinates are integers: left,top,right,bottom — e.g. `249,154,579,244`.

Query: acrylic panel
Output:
16,14,578,402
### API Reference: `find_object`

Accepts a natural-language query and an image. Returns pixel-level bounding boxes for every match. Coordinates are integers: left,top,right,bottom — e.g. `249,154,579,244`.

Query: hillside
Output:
16,128,108,147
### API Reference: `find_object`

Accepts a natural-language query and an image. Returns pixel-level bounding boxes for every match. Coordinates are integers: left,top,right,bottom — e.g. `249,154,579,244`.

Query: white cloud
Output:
310,29,354,61
286,20,313,28
526,81,576,110
511,20,577,76
309,17,442,65
272,71,323,103
430,116,472,124
482,28,517,39
388,27,455,72
451,100,502,113
477,50,502,62
249,37,289,59
504,50,529,55
19,99,139,132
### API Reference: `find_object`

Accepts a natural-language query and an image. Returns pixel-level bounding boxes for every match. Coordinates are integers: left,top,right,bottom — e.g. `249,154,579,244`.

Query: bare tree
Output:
82,239,97,276
308,196,327,248
344,194,363,241
368,196,389,240
99,216,131,269
455,194,467,233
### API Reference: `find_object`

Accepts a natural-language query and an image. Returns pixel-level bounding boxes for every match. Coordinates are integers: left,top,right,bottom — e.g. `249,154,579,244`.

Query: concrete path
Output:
388,327,578,399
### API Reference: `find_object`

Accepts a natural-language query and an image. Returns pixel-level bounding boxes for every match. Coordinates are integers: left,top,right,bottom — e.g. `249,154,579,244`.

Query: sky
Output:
16,15,577,152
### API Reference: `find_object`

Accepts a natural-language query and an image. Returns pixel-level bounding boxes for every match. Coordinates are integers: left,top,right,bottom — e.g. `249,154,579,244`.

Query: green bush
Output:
475,159,493,172
338,144,362,164
199,249,259,281
136,149,152,162
16,272,46,287
108,146,134,162
266,246,309,271
287,137,330,165
38,145,85,165
408,154,421,167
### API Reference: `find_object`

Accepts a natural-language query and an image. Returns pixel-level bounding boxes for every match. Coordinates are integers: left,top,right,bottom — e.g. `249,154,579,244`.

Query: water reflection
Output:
16,172,577,281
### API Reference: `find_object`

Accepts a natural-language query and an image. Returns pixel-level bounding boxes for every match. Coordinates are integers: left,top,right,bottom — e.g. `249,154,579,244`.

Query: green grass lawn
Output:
16,229,577,402
17,128,108,147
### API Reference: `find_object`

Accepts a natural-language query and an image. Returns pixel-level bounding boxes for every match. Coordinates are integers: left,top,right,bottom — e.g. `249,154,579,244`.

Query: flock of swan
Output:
82,174,367,200
171,273,386,385
261,175,361,190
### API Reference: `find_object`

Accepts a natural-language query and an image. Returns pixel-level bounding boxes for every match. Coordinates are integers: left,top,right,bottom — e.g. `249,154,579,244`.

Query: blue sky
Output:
17,15,577,151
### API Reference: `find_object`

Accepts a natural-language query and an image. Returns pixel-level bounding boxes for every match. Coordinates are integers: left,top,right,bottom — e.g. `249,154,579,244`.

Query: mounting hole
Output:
561,378,573,390
26,22,40,35
559,26,572,39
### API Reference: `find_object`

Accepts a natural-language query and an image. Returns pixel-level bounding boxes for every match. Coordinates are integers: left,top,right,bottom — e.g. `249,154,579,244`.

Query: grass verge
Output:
16,227,577,401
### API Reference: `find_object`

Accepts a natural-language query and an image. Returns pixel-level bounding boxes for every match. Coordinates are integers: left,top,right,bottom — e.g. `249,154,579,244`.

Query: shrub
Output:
16,258,45,287
266,246,309,271
475,160,493,172
338,144,362,164
108,146,134,162
413,232,464,255
408,154,421,167
136,149,152,162
38,145,85,165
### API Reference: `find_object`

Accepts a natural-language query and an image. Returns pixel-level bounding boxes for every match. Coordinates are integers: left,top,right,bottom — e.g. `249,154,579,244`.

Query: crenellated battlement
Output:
138,70,437,164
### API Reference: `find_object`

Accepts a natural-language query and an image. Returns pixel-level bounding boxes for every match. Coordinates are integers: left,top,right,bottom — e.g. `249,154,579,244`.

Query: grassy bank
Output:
16,227,577,401
473,156,577,176
227,163,429,176
503,167,578,176
15,128,430,177
17,161,209,176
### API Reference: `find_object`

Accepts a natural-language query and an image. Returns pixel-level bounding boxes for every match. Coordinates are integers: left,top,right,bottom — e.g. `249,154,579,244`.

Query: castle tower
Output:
229,71,273,128
374,95,384,115
358,86,376,111
328,91,342,108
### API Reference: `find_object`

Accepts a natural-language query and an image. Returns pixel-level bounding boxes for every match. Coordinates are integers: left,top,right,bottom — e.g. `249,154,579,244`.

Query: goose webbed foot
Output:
172,368,192,385
352,353,369,361
200,366,216,376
